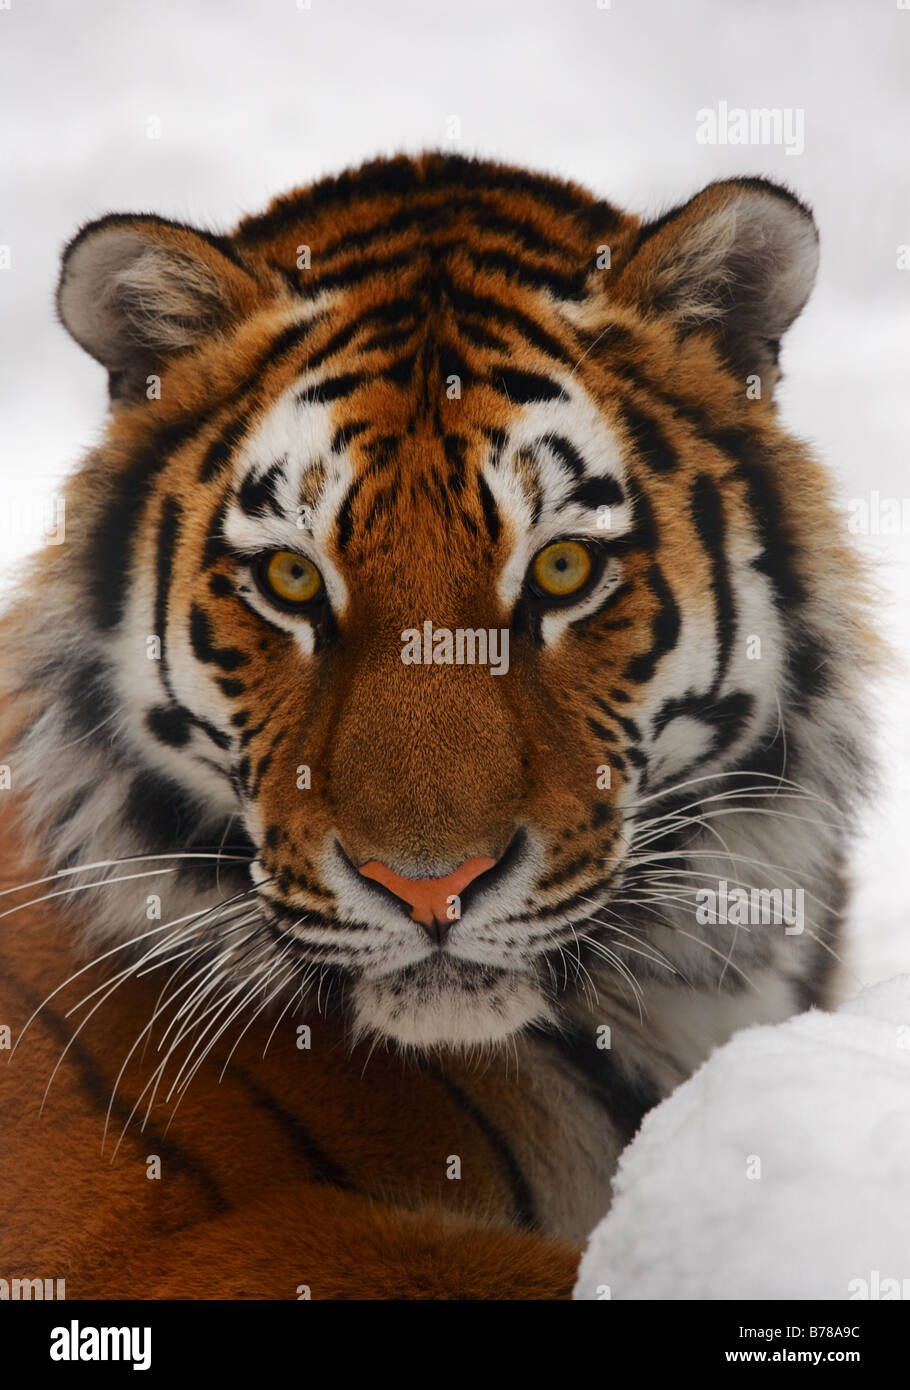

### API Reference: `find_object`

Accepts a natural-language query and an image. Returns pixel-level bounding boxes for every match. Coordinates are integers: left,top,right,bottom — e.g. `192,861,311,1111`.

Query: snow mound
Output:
574,977,910,1300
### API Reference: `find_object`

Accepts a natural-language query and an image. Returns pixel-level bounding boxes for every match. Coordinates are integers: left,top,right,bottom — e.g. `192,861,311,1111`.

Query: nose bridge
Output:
329,629,521,870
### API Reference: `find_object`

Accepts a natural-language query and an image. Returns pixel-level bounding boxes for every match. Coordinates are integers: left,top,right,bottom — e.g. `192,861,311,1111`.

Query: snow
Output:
574,976,910,1300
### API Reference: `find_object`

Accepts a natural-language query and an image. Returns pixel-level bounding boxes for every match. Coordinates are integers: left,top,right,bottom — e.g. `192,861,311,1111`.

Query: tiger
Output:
0,152,873,1301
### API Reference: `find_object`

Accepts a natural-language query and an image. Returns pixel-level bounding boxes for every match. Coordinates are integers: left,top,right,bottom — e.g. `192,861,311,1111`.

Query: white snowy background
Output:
1,0,908,1297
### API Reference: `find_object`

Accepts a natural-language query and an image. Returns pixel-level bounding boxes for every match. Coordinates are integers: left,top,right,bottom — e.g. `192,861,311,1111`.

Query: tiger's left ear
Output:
57,214,264,400
613,178,819,386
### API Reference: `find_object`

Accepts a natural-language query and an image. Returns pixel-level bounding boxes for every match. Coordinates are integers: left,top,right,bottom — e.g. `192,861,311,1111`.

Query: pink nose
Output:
358,855,496,939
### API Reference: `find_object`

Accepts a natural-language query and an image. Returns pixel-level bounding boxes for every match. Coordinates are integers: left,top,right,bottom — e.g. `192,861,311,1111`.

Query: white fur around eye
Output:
485,380,633,615
221,382,360,619
238,580,319,655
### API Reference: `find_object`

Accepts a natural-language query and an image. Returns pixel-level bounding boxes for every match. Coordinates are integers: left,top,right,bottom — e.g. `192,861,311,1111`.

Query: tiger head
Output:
7,155,869,1052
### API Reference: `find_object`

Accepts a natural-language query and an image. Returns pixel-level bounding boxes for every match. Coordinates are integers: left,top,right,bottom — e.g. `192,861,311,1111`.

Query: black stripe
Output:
457,318,509,352
785,626,831,709
615,482,659,553
125,767,207,844
237,457,287,518
247,319,319,380
445,281,573,365
490,368,566,405
2,960,229,1217
484,426,508,466
209,572,234,598
586,334,721,445
85,318,325,626
498,868,619,928
236,152,620,244
199,415,253,484
592,695,641,742
189,604,249,671
712,427,806,607
438,345,474,394
192,715,232,751
297,372,365,405
146,703,192,747
238,716,267,748
88,421,199,629
229,1064,355,1190
624,563,680,682
201,494,231,568
443,433,467,493
298,247,416,297
463,244,586,300
651,688,755,768
331,420,370,453
312,196,591,270
359,323,418,355
429,1066,538,1231
587,716,617,742
689,473,736,691
477,475,501,544
619,403,677,473
542,433,586,479
251,750,273,796
154,493,182,696
537,853,596,892
47,787,91,834
304,317,367,373
386,351,417,388
537,1023,660,1148
335,475,366,552
570,475,624,510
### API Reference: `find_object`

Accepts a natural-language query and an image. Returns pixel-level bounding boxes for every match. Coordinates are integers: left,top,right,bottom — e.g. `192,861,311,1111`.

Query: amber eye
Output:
530,539,595,599
258,550,324,606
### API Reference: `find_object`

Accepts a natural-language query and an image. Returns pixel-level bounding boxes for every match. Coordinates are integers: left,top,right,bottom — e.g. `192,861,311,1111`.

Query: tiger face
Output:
22,155,865,1051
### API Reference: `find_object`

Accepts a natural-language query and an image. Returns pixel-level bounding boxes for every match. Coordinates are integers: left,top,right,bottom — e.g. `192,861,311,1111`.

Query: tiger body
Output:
0,154,871,1298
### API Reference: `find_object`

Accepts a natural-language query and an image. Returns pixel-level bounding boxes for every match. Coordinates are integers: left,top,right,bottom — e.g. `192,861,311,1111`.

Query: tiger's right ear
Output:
57,214,263,401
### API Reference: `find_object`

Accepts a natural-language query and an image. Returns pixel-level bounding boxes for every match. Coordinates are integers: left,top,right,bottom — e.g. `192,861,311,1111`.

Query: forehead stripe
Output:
237,457,287,518
539,433,586,479
490,369,566,405
570,475,624,510
296,372,365,406
618,403,678,474
330,420,370,453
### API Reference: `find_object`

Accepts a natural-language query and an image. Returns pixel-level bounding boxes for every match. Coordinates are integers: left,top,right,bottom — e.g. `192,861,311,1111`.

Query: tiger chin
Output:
0,153,876,1294
352,960,554,1051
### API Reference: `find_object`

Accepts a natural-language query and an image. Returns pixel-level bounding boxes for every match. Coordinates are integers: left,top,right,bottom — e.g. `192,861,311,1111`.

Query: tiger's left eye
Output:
257,550,324,606
529,539,596,600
